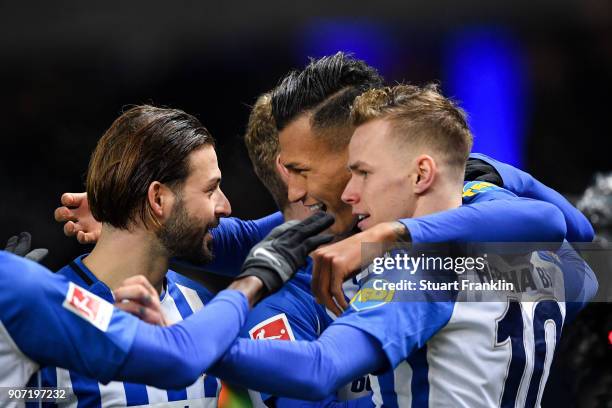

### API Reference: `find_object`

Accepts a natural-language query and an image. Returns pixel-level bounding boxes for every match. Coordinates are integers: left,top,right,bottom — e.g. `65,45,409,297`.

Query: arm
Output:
4,256,251,388
470,153,594,242
399,196,567,244
221,276,323,404
115,214,335,387
211,324,385,401
225,271,373,407
4,215,332,388
115,290,250,388
312,187,567,313
213,266,456,401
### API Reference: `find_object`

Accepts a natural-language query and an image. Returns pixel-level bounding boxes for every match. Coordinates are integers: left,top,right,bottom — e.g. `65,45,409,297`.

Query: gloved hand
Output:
464,158,503,186
4,232,49,263
238,212,335,294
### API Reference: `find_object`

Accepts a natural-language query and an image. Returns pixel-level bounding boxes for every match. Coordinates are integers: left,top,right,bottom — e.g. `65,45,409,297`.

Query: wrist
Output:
229,276,265,307
374,221,411,243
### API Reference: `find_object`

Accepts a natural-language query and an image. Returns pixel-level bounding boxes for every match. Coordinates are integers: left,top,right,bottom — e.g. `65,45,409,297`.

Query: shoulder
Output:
56,254,97,287
462,181,516,203
0,252,66,307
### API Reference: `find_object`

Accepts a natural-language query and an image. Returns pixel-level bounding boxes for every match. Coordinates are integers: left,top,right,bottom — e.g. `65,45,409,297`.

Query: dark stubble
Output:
156,195,215,264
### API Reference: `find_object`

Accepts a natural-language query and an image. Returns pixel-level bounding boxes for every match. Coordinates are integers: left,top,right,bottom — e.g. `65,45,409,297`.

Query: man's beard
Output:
156,197,215,264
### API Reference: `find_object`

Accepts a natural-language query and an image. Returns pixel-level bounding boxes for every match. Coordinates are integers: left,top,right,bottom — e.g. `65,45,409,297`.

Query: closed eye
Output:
353,169,369,178
204,179,221,195
284,161,310,173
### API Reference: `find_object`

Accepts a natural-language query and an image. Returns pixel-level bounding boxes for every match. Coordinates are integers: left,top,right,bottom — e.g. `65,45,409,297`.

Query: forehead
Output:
349,119,395,161
278,114,344,164
186,145,220,179
278,115,316,158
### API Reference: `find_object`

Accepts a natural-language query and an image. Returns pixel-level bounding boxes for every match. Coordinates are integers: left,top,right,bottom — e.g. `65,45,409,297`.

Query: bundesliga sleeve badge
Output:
62,281,113,332
248,313,295,341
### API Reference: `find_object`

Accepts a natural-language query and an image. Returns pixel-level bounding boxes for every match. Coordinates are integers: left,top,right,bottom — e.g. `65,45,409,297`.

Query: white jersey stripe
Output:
144,385,169,405
176,283,205,311
140,289,188,405
0,321,39,408
160,288,184,325
537,319,560,407
369,374,383,408
394,362,413,407
99,380,127,407
55,368,77,408
185,375,206,401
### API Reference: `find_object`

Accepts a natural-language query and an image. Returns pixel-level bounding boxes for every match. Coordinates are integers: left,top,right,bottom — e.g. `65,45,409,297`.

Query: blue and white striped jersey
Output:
332,183,597,407
339,246,594,408
33,255,220,408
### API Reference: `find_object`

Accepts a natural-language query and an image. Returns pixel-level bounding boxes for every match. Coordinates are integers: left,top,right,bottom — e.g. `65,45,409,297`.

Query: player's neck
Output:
83,224,169,293
412,181,463,218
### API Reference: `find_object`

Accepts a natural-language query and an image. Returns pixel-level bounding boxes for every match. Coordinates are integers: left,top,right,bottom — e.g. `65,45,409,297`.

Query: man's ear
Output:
413,154,437,194
147,181,175,223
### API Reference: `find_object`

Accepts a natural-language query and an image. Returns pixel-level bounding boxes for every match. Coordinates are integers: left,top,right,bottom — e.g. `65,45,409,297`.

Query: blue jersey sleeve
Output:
211,262,457,401
239,273,375,407
470,153,594,243
201,212,284,276
211,324,385,401
400,182,567,244
231,267,366,407
0,252,250,389
117,289,249,389
0,251,138,384
333,265,457,368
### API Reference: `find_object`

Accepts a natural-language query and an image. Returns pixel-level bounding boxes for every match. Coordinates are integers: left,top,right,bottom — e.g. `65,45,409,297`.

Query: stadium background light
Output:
295,19,396,77
443,27,528,167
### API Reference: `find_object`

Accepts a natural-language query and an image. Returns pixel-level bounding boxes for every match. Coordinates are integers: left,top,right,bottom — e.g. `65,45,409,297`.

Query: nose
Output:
341,175,360,205
215,188,232,218
286,172,307,203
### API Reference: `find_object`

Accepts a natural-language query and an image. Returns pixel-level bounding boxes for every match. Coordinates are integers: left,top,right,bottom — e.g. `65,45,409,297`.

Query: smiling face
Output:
278,114,355,235
342,118,419,231
157,145,231,263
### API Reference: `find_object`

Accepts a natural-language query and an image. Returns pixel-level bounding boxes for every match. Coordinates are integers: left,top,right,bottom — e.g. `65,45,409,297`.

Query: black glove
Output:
238,212,335,294
4,232,49,263
464,158,503,187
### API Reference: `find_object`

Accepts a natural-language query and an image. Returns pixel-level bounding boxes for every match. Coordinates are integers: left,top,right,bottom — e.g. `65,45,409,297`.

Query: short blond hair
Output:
351,84,473,173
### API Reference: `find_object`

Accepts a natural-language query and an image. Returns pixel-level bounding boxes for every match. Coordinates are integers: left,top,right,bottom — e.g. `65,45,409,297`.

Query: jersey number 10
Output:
496,299,563,408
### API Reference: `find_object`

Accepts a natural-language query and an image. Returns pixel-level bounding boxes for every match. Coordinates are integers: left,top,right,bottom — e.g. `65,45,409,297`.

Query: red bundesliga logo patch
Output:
69,286,100,320
248,313,295,341
62,282,113,331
